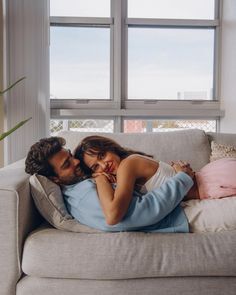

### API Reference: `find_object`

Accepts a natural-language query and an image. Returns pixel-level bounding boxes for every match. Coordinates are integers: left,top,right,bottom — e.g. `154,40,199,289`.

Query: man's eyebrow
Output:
60,154,71,169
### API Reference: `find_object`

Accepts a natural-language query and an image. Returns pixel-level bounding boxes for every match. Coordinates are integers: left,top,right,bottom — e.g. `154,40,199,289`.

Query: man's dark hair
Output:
25,137,66,177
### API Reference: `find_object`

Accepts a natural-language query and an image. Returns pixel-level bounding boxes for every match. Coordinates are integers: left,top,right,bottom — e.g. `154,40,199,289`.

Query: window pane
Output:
50,119,114,135
50,27,110,99
124,120,216,133
128,0,215,19
128,28,214,100
50,0,110,17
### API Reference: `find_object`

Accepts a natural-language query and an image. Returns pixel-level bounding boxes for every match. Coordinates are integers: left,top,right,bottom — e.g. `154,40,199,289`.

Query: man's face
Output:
48,149,85,185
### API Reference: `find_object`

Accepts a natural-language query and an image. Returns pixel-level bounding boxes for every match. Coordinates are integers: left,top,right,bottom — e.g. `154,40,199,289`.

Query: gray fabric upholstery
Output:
22,227,236,279
0,130,236,295
58,129,211,171
208,132,236,146
0,162,40,295
17,276,236,295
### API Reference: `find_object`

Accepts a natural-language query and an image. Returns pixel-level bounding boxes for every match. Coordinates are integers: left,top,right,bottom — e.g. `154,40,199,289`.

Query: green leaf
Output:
0,117,32,141
0,76,26,95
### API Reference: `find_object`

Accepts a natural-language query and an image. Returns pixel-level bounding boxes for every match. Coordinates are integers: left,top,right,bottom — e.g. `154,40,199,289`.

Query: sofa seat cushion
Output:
22,227,236,279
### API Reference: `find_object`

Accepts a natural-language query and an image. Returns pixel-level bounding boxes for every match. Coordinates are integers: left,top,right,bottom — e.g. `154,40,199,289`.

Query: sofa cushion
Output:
22,227,236,279
29,174,99,233
183,196,236,232
58,129,211,171
17,276,236,295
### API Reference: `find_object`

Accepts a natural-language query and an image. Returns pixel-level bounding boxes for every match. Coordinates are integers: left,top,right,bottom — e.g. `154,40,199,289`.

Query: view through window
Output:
50,0,220,134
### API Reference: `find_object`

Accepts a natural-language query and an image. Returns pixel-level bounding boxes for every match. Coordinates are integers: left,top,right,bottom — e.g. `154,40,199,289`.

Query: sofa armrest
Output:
0,159,41,295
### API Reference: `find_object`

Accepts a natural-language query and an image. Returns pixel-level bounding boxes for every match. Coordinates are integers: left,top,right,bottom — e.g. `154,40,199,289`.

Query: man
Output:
25,137,194,233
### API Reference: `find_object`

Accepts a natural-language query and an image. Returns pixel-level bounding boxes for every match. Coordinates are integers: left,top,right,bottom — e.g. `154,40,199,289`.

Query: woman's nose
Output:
98,160,106,172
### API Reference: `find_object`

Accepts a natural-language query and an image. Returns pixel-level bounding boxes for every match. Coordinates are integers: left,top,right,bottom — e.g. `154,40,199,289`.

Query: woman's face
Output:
83,151,121,174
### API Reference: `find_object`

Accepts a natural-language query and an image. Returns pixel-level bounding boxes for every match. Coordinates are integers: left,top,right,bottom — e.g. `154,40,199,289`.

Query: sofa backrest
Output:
207,132,236,146
58,129,211,171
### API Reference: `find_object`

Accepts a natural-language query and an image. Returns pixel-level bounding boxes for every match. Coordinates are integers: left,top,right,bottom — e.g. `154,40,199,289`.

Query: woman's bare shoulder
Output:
126,154,157,163
120,154,159,178
121,154,158,168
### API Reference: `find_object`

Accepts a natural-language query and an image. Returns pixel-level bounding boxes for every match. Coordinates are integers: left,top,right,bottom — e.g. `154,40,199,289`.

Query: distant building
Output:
177,91,208,100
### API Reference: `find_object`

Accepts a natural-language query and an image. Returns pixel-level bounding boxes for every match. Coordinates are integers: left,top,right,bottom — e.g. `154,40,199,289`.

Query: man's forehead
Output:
49,149,70,167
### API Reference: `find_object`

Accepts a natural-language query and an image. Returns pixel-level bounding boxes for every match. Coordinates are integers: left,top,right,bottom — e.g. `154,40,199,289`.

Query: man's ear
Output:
49,176,60,184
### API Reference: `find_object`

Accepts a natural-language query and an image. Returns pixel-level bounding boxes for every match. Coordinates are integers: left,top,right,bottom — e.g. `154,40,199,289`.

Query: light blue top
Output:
63,172,193,233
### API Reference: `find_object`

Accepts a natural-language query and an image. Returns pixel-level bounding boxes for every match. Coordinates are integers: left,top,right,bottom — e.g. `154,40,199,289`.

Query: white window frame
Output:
50,0,223,132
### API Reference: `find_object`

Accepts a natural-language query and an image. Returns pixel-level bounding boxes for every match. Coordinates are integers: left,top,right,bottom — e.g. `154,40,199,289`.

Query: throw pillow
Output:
29,174,100,233
195,158,236,199
210,141,236,162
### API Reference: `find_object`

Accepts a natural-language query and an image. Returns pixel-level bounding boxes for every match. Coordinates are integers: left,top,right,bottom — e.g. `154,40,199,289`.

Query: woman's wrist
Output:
95,174,109,184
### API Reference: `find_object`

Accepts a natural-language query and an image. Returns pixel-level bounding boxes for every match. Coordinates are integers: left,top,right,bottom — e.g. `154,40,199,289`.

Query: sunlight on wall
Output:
0,1,4,167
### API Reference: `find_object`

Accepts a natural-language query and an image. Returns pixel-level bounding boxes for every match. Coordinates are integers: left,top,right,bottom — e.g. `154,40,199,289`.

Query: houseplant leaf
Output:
0,117,32,141
0,76,31,141
0,76,26,95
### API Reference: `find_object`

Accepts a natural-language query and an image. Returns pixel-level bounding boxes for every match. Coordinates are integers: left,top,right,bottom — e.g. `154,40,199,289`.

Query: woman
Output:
75,135,236,225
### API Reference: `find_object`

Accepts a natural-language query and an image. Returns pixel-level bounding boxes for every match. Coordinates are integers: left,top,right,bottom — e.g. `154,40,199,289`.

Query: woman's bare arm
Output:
95,156,158,225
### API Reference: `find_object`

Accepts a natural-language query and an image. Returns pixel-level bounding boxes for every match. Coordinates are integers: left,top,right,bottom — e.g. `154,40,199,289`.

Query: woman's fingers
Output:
95,172,116,183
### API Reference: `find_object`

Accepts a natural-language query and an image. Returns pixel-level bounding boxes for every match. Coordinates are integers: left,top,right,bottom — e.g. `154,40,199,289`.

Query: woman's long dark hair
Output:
74,135,153,173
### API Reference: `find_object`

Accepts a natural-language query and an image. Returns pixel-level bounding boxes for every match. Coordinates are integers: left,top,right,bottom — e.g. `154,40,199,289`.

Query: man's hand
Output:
171,161,195,179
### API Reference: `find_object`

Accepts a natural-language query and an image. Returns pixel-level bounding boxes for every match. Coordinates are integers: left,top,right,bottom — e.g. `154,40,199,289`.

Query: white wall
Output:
4,0,49,164
0,0,4,167
220,0,236,133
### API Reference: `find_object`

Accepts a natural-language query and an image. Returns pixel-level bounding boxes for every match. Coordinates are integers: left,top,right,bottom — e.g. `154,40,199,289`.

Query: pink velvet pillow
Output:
195,158,236,199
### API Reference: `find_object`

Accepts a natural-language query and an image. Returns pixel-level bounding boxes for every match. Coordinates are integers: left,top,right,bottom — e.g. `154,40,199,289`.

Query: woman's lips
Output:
107,162,114,173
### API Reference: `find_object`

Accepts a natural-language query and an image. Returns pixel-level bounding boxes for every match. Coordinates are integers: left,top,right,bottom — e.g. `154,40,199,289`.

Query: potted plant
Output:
0,77,31,141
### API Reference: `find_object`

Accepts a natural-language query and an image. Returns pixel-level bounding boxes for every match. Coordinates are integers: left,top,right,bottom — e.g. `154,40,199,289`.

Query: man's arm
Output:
64,172,193,232
115,172,193,229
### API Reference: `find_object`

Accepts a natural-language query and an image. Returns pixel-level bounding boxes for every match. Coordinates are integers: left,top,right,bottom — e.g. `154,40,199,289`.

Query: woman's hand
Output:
171,161,195,179
92,172,116,183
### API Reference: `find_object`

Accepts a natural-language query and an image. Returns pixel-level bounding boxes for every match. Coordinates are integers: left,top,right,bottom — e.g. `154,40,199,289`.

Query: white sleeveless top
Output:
128,154,176,193
143,161,176,192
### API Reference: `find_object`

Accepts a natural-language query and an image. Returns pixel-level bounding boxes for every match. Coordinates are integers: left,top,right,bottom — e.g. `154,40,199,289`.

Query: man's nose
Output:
73,158,80,166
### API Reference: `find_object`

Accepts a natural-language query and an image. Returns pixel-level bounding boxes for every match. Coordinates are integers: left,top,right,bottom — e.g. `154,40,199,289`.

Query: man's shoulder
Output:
63,178,96,194
63,178,102,212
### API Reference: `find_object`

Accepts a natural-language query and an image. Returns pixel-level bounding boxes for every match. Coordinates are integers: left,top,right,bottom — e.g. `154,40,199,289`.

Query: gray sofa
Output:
1,129,236,295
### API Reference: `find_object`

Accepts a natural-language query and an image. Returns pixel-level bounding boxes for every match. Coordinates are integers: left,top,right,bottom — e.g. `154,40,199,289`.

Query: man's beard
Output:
59,174,86,185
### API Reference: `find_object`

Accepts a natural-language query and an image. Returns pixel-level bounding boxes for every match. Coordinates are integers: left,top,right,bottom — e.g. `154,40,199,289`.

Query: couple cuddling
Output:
25,135,236,233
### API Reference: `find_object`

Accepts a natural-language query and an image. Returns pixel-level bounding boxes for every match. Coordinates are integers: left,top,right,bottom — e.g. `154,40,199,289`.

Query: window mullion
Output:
121,0,128,109
111,0,120,109
50,16,113,25
114,116,122,132
127,18,219,27
213,0,222,100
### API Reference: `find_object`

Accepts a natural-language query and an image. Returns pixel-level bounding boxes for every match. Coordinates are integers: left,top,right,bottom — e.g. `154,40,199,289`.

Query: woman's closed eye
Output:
98,152,105,160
